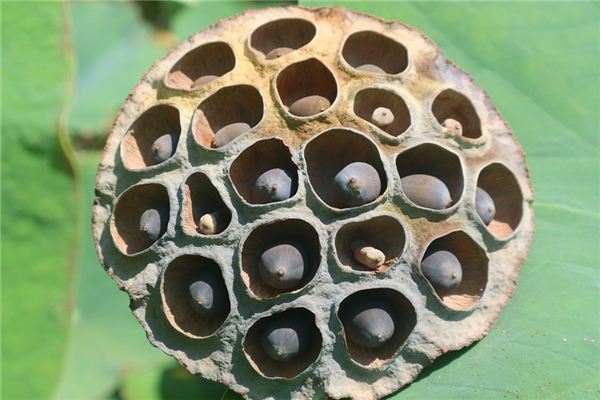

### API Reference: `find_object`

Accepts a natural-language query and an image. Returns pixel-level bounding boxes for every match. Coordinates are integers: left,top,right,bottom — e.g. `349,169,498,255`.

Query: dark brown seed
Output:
288,95,331,117
401,174,452,210
212,122,251,148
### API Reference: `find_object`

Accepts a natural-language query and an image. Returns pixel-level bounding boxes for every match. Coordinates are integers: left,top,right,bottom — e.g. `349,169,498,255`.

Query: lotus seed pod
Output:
258,243,305,289
212,122,251,148
371,106,394,127
191,74,218,89
476,187,496,225
150,133,177,164
356,63,385,73
442,118,463,135
252,168,294,204
333,161,382,207
351,240,386,269
265,46,293,60
288,95,331,116
421,250,462,292
94,7,534,399
343,300,396,348
401,174,452,210
138,207,168,241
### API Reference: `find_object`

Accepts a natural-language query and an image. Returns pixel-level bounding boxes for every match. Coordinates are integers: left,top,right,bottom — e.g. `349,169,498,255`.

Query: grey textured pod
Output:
401,174,452,210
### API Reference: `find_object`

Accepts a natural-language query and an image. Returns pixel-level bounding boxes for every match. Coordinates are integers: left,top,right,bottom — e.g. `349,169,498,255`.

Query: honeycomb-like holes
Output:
165,42,235,90
120,104,181,170
243,308,322,379
335,215,406,273
181,172,232,236
192,85,264,149
276,58,337,117
432,89,482,139
161,255,231,338
354,88,411,137
241,219,320,299
420,231,488,310
304,128,387,209
111,183,170,255
396,143,464,209
338,288,417,368
229,138,299,205
477,163,524,238
249,18,316,59
341,31,408,74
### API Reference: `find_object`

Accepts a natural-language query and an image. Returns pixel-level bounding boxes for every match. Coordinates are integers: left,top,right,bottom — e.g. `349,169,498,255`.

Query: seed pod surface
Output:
333,162,381,208
401,174,452,210
421,250,462,292
252,168,294,204
288,95,331,116
258,243,305,289
138,207,168,241
151,133,178,164
476,187,496,225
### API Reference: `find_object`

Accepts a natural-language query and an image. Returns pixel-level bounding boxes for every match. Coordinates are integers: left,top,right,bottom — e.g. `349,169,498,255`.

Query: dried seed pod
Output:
191,74,218,89
371,106,394,127
258,243,305,289
356,63,385,73
351,240,385,269
252,168,294,204
150,133,178,164
442,118,463,135
421,250,462,292
333,161,382,208
288,95,331,116
401,174,452,210
475,187,496,225
266,46,293,60
138,207,168,241
343,299,396,348
212,122,251,148
188,273,227,315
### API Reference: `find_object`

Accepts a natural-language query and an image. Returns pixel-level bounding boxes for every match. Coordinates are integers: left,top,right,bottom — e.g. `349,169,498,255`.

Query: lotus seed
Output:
212,122,251,148
356,63,385,73
351,240,385,269
138,207,168,241
344,300,395,348
288,95,331,117
258,243,305,289
371,107,394,127
266,46,293,60
188,274,225,315
253,168,294,204
261,319,310,362
151,133,178,165
476,187,496,225
333,162,381,208
421,250,462,292
198,210,227,235
191,74,218,89
401,174,452,210
442,118,463,136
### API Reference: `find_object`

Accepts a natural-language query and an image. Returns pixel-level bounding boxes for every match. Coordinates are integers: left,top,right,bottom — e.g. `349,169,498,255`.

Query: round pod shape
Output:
151,133,178,164
421,250,462,292
258,243,305,289
138,207,168,241
252,168,294,204
333,162,382,208
476,187,496,225
343,299,396,348
401,174,452,210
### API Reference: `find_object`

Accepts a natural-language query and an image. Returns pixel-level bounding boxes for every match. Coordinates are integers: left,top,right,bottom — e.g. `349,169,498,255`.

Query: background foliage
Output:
2,1,598,399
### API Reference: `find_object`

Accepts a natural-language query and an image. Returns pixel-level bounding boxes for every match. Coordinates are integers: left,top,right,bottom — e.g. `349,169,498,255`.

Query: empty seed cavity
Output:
276,58,337,117
304,128,387,209
338,289,416,367
241,219,320,299
165,41,235,90
396,143,463,210
250,18,316,60
192,84,264,148
181,172,232,236
477,163,523,238
342,31,408,74
161,255,231,338
243,308,322,379
229,138,299,205
335,215,406,273
420,231,488,310
354,88,411,137
432,89,482,139
120,104,181,170
111,183,170,255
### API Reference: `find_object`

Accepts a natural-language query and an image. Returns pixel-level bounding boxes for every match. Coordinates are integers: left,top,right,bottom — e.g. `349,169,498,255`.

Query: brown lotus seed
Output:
212,122,251,148
191,74,218,89
401,174,452,210
371,106,394,127
356,63,385,73
351,240,385,269
288,95,331,117
442,118,463,136
265,46,293,60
